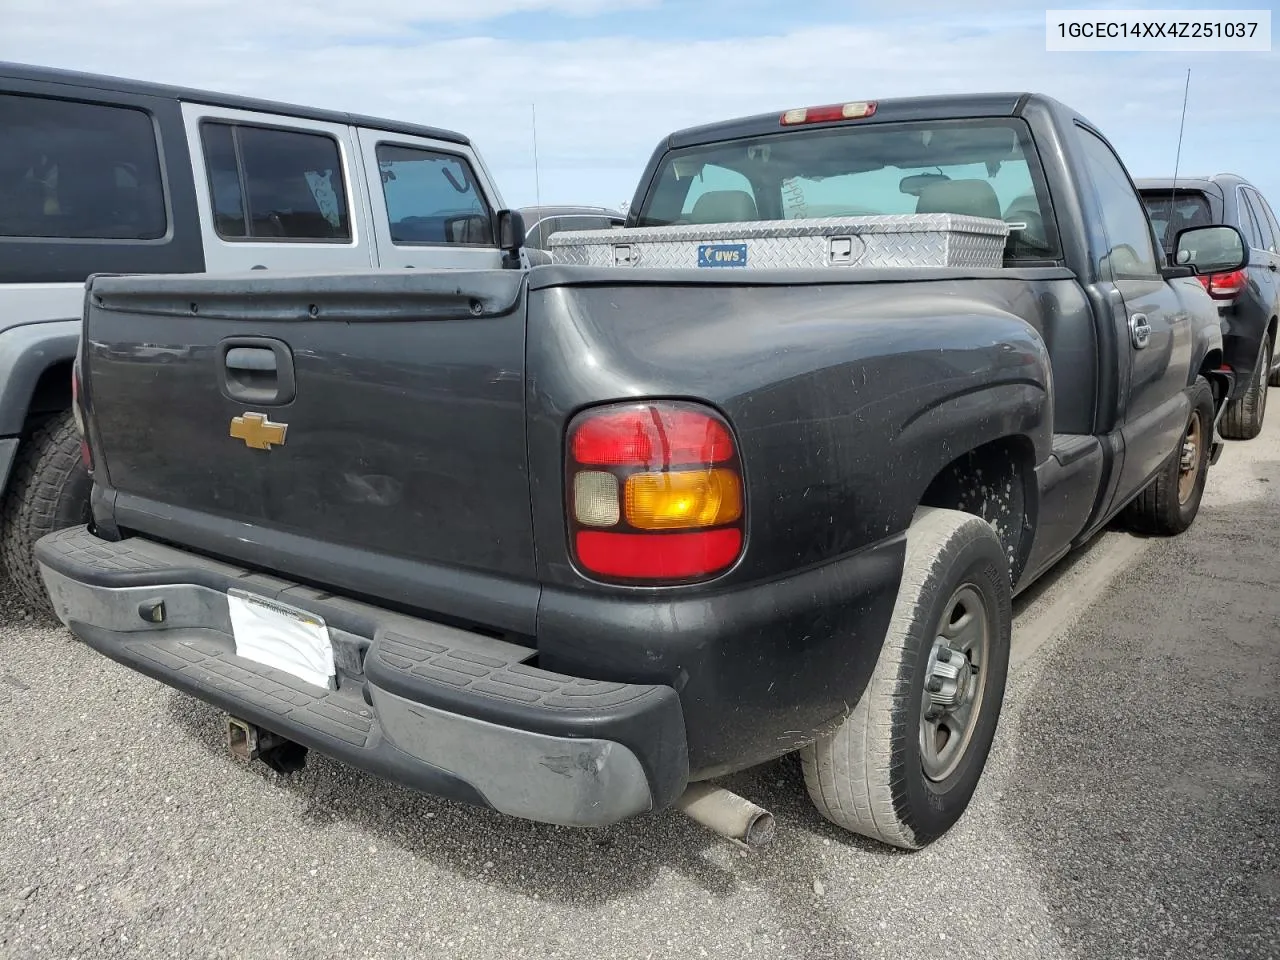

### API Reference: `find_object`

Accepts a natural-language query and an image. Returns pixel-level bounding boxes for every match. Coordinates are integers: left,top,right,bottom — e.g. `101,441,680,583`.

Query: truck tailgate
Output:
81,270,537,622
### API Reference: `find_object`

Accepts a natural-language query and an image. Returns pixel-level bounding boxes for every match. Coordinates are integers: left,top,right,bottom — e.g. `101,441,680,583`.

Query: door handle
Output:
1129,313,1152,350
217,337,295,405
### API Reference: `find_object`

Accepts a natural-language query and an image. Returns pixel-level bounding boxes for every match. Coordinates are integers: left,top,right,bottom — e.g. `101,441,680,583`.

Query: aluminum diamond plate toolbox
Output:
547,214,1010,270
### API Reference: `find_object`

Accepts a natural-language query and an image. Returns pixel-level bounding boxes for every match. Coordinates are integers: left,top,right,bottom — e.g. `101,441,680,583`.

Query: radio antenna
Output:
1169,68,1191,219
531,103,543,211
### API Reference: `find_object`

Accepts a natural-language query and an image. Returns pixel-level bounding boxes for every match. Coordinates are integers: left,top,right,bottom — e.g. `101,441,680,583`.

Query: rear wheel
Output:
0,410,91,617
1122,376,1214,536
1220,338,1271,440
800,507,1012,850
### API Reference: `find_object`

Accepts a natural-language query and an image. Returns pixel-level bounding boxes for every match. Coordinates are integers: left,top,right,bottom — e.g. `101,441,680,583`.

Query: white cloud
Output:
3,2,1276,208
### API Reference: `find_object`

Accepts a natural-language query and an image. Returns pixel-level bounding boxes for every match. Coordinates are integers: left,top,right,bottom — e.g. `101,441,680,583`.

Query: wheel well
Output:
22,359,73,434
1198,349,1227,405
919,435,1036,583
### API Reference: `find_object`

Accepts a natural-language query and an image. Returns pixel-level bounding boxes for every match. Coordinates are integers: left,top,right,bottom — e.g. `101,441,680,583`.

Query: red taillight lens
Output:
575,529,743,581
566,401,745,584
571,406,735,466
1196,269,1247,300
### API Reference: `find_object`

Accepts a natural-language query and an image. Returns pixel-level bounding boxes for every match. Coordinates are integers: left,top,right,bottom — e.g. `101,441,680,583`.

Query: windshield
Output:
633,118,1059,260
1139,190,1214,255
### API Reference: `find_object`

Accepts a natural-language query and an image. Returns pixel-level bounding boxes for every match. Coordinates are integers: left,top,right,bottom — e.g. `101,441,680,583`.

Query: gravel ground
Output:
1,417,1277,960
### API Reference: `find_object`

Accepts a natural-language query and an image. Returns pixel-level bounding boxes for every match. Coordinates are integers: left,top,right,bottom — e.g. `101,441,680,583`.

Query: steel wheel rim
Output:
1178,409,1203,504
919,583,990,784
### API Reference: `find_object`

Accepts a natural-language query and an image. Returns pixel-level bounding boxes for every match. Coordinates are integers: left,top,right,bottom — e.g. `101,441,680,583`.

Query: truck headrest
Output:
689,190,759,224
915,179,1002,221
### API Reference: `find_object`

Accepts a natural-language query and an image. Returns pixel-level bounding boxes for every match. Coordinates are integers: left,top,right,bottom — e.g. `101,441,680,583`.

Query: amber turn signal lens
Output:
624,468,742,530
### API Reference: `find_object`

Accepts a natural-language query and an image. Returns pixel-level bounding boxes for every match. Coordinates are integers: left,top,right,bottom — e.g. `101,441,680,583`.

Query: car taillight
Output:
780,101,876,126
566,401,746,584
1196,269,1247,301
71,360,91,470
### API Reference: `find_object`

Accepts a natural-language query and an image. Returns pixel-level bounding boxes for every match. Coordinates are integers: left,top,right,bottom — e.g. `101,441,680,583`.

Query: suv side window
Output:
375,144,493,246
200,121,350,241
0,92,166,240
1242,188,1277,253
1236,189,1266,250
1260,194,1280,255
1074,127,1161,280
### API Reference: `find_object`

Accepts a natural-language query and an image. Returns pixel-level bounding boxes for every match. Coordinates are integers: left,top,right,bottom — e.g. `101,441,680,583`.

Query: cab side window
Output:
375,144,493,246
1074,127,1161,280
200,121,350,242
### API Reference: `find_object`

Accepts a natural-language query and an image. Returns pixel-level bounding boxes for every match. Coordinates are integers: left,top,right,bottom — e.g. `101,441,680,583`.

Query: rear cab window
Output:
633,117,1061,262
374,144,493,246
0,92,166,240
1139,189,1214,256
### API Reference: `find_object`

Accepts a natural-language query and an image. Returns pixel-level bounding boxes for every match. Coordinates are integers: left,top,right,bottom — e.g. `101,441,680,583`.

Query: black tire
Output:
0,410,92,617
799,507,1012,850
1122,376,1214,536
1220,338,1271,440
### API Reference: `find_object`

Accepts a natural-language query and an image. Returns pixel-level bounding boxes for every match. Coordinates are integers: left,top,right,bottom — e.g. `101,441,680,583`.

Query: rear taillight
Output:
1196,269,1247,301
71,360,91,470
566,401,746,584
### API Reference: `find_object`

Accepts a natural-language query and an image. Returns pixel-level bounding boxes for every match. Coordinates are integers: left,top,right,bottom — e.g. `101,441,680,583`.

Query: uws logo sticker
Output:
697,243,748,268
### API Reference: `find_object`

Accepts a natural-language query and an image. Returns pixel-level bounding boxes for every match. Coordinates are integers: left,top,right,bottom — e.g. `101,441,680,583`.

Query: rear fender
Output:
889,378,1050,550
880,303,1054,531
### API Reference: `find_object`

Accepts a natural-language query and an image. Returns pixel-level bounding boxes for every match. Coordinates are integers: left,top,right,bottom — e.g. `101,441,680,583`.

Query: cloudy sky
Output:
3,0,1277,210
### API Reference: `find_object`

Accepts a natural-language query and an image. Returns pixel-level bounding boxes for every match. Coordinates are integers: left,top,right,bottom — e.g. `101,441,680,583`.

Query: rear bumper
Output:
35,526,688,828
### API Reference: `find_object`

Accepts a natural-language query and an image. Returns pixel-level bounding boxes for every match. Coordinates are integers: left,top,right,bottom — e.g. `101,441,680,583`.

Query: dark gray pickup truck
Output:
35,92,1249,852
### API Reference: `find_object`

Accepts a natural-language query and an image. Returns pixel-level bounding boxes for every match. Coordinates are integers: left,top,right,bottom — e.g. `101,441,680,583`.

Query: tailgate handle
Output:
218,338,295,405
225,347,277,373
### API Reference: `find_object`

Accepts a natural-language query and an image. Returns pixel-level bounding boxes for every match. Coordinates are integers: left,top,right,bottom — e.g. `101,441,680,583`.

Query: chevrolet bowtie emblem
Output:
229,412,288,450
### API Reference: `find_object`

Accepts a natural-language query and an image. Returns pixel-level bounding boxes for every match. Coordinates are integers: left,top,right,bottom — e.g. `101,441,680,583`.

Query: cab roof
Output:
662,92,1053,150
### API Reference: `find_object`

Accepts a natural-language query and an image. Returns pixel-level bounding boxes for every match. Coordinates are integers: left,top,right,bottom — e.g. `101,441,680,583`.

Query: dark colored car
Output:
1138,174,1280,439
518,205,624,264
37,93,1240,854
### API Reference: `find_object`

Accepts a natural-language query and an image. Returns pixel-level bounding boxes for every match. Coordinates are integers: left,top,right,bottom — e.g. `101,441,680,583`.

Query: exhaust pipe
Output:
674,782,776,848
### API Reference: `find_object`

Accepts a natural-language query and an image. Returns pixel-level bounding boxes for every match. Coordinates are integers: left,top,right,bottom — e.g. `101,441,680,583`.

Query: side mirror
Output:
496,209,526,263
1172,224,1249,276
